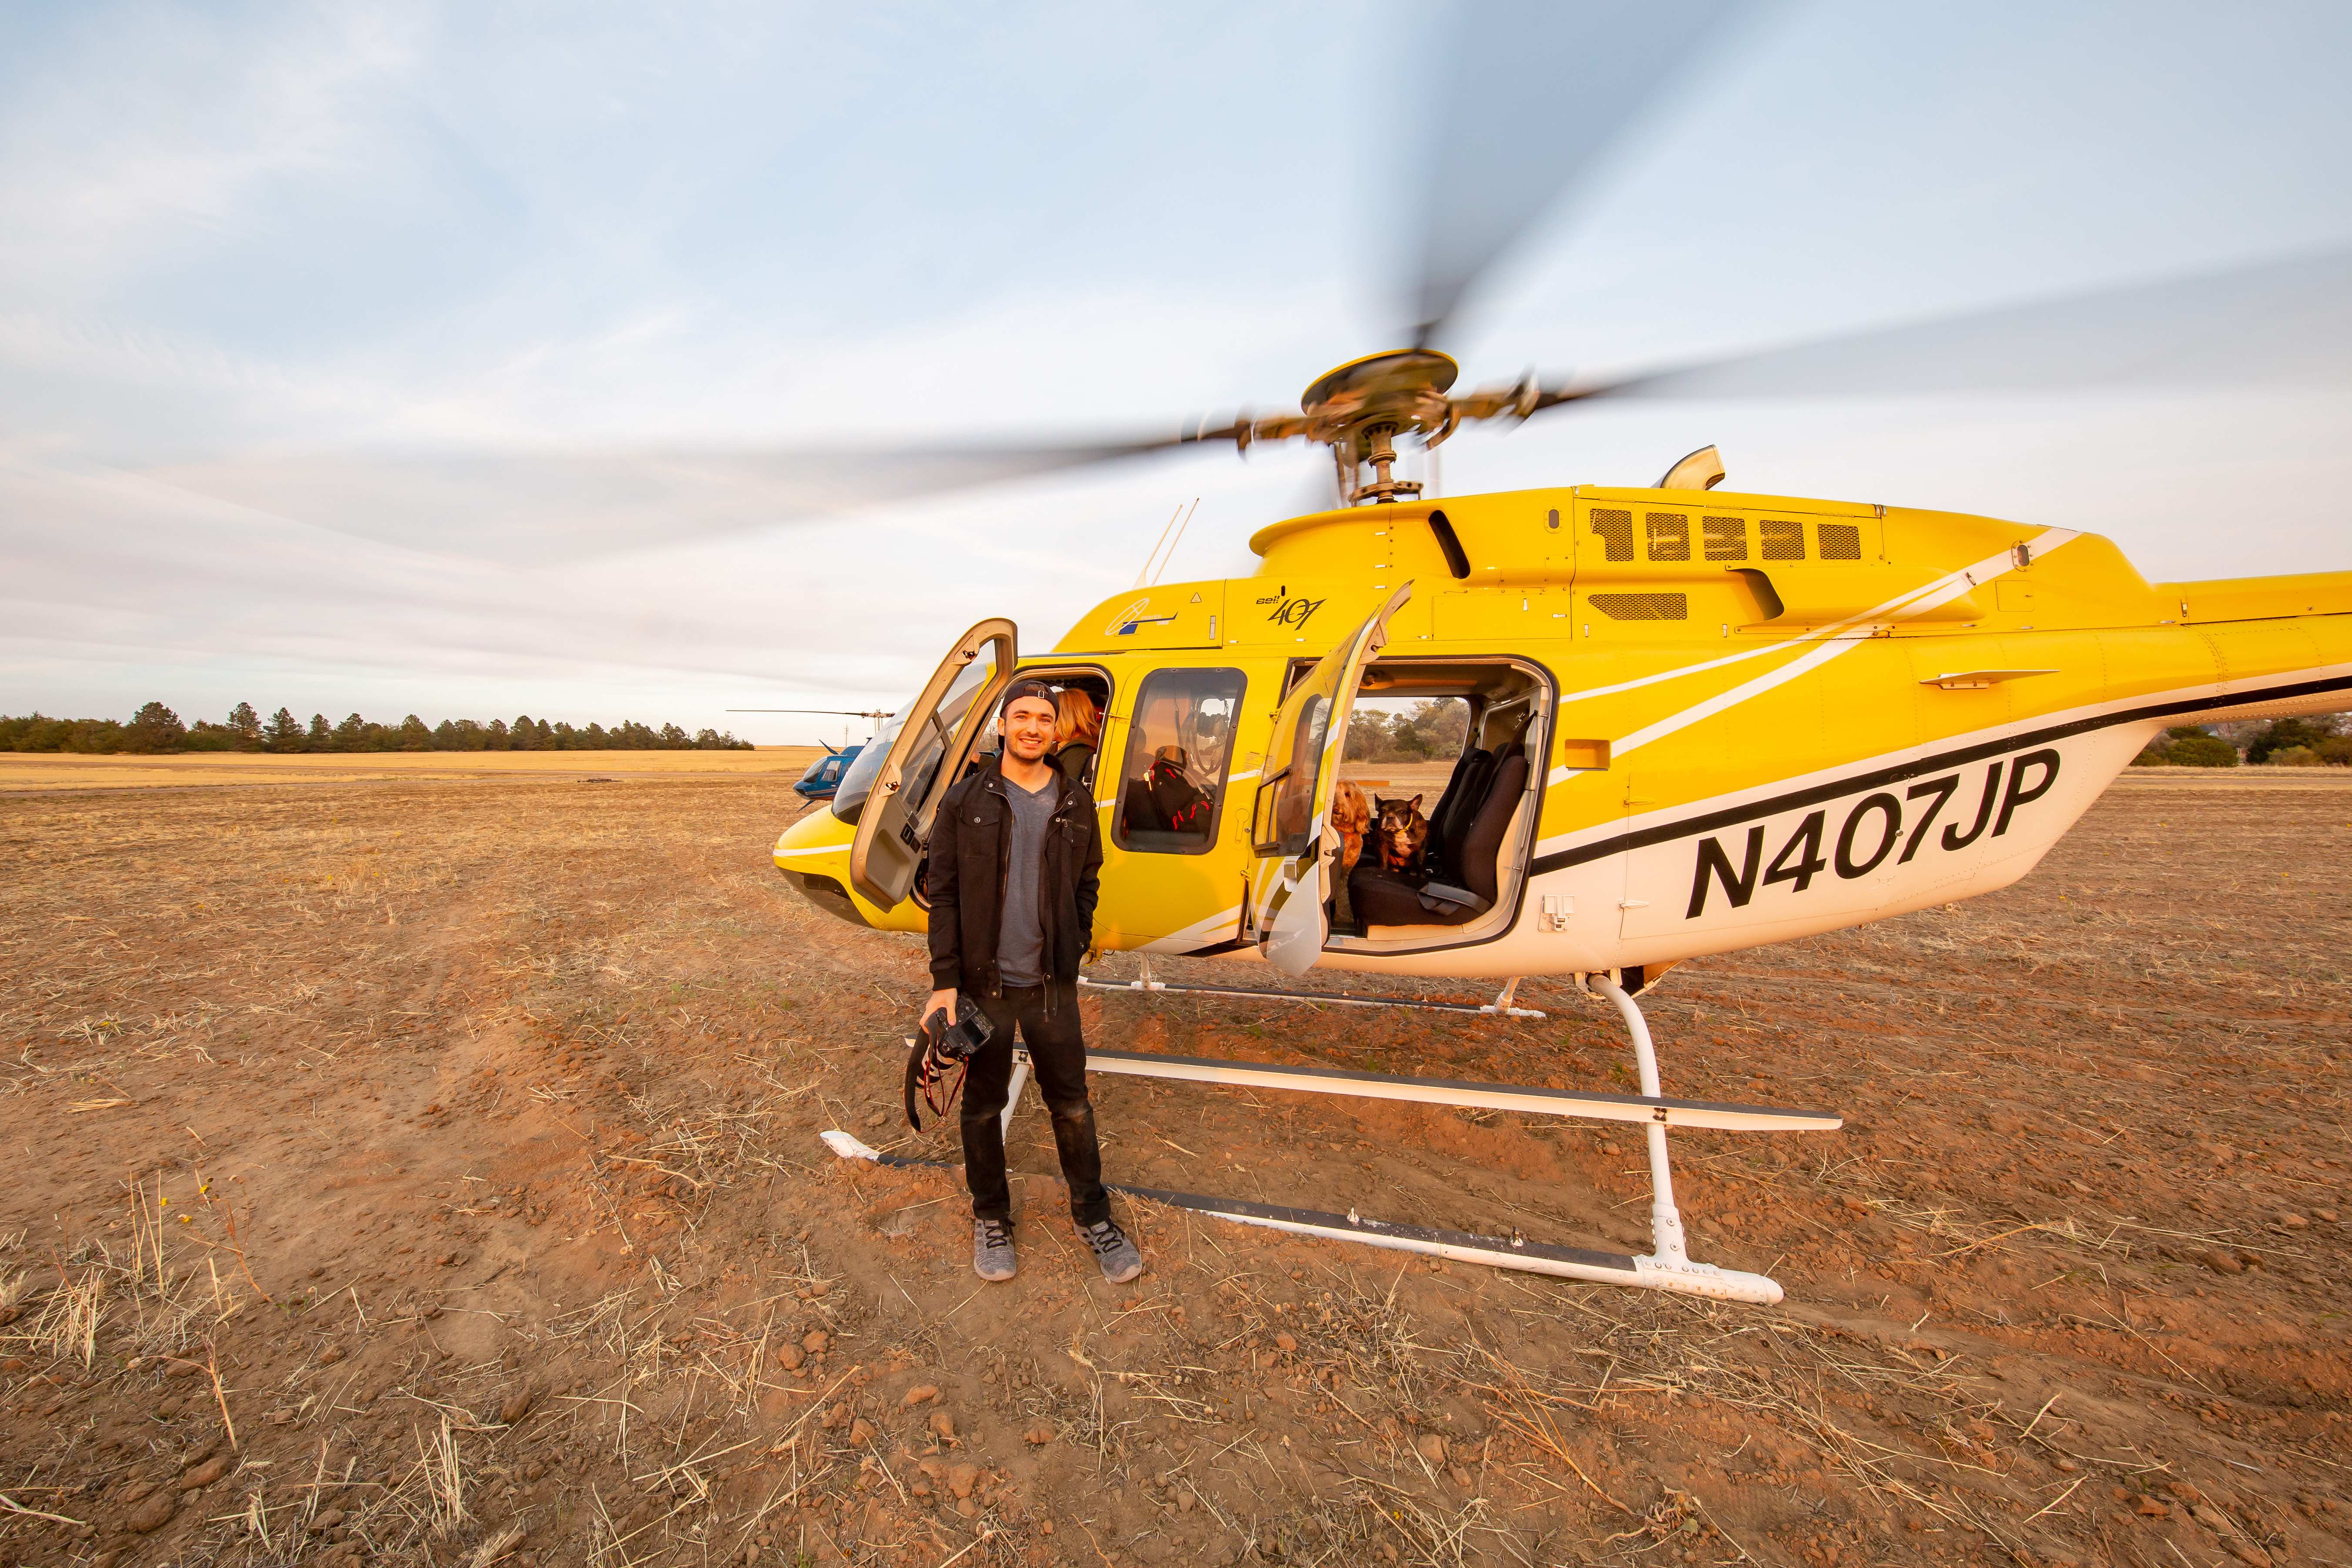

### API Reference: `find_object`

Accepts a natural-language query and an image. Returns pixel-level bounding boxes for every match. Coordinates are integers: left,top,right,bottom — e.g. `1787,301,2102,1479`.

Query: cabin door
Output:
1246,584,1414,975
847,618,1017,909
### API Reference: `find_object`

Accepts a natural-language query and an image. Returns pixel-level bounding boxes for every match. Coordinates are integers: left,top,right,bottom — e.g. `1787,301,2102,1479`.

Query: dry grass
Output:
0,770,2344,1566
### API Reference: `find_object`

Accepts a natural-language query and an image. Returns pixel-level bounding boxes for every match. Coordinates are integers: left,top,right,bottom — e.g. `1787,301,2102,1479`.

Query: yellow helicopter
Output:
144,3,2352,1303
781,335,2352,1301
756,3,2352,1305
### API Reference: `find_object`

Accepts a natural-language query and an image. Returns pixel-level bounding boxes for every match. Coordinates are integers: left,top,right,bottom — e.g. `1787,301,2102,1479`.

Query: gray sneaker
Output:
973,1218,1017,1281
1077,1218,1142,1284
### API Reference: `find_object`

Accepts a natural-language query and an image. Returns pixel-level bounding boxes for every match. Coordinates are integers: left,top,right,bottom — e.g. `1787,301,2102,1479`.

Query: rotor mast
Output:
1194,349,1572,507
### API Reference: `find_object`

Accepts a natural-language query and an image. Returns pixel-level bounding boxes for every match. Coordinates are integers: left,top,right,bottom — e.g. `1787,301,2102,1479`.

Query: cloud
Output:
3,0,2350,739
0,6,425,302
0,436,1320,735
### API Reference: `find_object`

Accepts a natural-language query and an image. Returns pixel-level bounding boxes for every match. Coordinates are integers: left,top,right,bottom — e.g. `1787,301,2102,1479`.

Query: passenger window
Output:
1115,668,1245,856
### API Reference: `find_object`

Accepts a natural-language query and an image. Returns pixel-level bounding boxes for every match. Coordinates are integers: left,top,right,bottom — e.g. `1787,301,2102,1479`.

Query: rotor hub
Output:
1298,349,1459,416
1199,347,1565,506
1294,350,1459,504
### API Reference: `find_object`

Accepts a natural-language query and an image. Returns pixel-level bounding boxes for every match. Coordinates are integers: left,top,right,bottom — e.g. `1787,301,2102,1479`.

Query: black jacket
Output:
926,756,1102,997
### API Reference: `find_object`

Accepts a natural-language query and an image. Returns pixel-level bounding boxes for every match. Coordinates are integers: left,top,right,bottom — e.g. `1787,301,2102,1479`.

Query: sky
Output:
2,1,2349,746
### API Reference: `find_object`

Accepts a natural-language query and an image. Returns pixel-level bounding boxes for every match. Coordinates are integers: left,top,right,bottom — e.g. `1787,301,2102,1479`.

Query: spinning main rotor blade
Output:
141,439,1195,565
1540,246,2352,408
725,708,894,717
1407,0,1747,351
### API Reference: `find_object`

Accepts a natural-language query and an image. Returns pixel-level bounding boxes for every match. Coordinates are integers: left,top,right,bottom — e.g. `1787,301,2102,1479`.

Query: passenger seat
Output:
1345,742,1527,928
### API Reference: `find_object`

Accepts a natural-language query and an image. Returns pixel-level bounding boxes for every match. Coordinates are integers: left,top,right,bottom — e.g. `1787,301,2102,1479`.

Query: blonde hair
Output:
1055,688,1102,749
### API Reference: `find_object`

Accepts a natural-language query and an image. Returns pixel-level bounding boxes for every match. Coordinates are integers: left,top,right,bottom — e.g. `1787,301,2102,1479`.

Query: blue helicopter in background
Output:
792,743,864,802
728,707,893,803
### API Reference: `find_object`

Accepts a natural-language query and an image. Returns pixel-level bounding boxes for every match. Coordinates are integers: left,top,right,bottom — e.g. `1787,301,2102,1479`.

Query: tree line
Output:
2133,714,2350,768
0,702,752,755
1345,699,1471,765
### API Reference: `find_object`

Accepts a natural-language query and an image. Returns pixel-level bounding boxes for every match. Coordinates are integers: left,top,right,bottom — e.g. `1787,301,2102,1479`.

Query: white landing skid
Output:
823,971,1836,1306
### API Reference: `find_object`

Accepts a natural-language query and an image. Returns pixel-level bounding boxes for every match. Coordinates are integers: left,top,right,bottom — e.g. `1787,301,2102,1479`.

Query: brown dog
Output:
1329,782,1371,928
1331,782,1371,878
1376,794,1428,873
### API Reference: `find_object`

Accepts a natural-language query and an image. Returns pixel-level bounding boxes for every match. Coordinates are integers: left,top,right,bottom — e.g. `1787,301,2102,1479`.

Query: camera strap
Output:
902,1036,963,1132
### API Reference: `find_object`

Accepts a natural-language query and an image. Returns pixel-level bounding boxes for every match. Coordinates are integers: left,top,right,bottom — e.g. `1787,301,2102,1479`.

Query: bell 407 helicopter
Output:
152,3,2352,1303
757,3,2352,1306
778,348,2352,1305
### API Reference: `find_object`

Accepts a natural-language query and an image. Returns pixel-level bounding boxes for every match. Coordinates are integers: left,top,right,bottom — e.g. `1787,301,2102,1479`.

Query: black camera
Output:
921,996,996,1060
904,997,997,1131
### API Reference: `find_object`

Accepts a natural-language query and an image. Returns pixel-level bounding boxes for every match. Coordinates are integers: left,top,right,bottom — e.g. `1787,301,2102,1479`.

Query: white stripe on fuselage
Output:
1138,903,1245,954
1535,651,2352,862
1545,534,2061,719
1604,531,2078,763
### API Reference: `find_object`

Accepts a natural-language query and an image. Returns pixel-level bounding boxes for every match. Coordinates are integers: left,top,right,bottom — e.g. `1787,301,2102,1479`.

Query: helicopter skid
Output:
816,1128,1782,1303
1105,1186,1784,1304
823,974,1818,1306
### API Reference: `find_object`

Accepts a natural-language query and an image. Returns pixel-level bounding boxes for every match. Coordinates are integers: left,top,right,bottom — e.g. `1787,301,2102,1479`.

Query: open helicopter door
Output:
847,618,1017,909
1247,584,1413,975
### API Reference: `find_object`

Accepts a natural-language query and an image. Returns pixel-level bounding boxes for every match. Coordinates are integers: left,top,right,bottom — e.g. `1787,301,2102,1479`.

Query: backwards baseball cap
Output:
1001,678,1057,713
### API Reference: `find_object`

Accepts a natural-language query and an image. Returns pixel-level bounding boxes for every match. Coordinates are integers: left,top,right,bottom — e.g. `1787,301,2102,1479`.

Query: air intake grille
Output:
1645,511,1689,562
1590,508,1634,561
1759,519,1805,561
1702,516,1747,561
1590,592,1688,621
1818,522,1862,560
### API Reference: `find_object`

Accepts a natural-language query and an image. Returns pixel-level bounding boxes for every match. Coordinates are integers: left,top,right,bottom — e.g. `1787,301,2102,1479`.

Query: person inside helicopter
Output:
1117,685,1215,844
1053,687,1102,795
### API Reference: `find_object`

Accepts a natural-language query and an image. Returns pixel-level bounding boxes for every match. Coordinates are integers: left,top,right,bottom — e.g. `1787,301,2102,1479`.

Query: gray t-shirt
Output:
996,770,1059,987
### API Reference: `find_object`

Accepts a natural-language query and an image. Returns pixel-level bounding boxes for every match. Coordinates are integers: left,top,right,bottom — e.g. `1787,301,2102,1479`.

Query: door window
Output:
832,659,992,826
1245,584,1414,975
1259,695,1330,856
1114,669,1245,855
845,618,1016,909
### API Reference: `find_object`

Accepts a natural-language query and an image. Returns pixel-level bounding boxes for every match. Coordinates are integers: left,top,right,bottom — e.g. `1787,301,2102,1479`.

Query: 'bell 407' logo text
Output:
1686,749,2060,919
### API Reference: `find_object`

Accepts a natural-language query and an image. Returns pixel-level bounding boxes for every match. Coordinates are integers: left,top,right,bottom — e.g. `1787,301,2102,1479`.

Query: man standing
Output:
925,679,1143,1285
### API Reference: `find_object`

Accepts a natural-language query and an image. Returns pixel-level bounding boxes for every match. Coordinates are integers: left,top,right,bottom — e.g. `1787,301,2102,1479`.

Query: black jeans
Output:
960,983,1109,1227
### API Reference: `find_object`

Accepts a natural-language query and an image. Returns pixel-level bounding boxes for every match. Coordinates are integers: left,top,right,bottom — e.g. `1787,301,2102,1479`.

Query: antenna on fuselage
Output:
1135,497,1200,587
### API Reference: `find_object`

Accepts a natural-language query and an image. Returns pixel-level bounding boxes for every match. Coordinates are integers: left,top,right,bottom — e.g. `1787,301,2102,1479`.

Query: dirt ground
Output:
0,768,2345,1568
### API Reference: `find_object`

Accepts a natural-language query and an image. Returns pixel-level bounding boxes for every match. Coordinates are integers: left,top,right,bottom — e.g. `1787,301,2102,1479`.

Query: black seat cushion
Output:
1349,862,1476,927
1345,749,1527,928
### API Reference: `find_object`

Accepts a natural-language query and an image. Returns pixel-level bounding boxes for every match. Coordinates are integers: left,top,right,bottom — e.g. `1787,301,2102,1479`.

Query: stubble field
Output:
0,749,828,793
0,767,2345,1568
